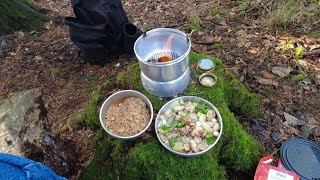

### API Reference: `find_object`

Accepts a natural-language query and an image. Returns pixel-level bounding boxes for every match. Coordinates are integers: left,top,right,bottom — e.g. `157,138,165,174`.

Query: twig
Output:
0,79,9,92
14,42,23,56
302,49,320,57
192,40,215,45
60,38,70,50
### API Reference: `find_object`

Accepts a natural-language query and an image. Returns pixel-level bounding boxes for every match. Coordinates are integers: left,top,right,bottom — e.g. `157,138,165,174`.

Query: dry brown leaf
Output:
261,70,276,79
257,78,278,86
282,86,292,92
262,39,273,48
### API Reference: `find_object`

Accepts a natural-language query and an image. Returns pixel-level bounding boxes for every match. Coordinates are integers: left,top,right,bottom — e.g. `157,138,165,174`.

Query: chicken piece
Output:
207,122,215,128
213,131,220,137
184,143,191,152
184,101,195,113
159,134,169,145
206,110,216,121
213,123,220,131
190,140,199,153
167,130,180,139
182,136,193,144
173,106,185,112
194,136,202,144
180,125,190,136
164,109,173,118
211,118,217,124
198,140,208,151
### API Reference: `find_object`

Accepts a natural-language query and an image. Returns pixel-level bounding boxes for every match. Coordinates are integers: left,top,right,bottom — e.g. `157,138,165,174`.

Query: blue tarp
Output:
0,153,67,180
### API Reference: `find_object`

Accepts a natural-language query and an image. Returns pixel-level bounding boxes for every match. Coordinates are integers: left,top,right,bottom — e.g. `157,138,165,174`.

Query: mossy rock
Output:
79,52,264,179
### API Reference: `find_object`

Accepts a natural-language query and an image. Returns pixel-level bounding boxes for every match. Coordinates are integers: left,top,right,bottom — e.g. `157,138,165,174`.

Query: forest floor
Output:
0,0,319,179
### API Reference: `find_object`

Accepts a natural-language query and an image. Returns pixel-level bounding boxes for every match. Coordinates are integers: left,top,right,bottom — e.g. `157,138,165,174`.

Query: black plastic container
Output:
280,138,320,180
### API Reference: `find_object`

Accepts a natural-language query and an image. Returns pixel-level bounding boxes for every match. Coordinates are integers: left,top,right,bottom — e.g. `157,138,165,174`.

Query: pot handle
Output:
186,29,196,43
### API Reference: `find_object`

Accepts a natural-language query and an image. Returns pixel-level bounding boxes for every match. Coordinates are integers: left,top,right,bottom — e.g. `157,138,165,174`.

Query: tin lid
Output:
199,72,217,87
280,138,320,180
198,59,215,71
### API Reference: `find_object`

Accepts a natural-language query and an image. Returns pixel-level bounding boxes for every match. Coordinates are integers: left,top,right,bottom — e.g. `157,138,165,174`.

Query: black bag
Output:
64,0,142,64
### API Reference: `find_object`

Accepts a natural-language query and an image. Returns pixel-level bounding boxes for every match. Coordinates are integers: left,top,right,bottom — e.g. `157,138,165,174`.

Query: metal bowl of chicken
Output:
155,96,223,157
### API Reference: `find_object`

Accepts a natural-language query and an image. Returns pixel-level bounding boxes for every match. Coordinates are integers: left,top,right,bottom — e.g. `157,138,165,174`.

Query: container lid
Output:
198,59,215,71
280,138,320,180
199,72,217,87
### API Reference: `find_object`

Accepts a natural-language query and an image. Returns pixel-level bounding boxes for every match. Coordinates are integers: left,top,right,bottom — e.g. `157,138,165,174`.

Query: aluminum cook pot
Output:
134,28,191,82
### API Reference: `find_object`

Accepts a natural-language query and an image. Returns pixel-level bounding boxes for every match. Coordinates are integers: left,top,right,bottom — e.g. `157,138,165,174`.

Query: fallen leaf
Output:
302,78,312,85
262,39,273,48
297,60,308,67
248,49,258,54
257,78,278,86
261,70,276,79
16,31,25,39
239,75,244,82
296,120,306,125
302,86,311,90
271,133,281,142
300,125,310,138
282,86,292,92
272,66,293,78
283,112,299,126
315,74,320,85
251,123,265,131
34,56,43,61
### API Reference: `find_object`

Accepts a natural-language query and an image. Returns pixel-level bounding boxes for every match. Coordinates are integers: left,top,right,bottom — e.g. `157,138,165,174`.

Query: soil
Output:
0,0,319,179
105,97,150,136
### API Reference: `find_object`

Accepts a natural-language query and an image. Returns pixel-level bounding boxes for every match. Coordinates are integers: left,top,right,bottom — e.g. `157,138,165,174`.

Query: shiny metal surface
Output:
99,90,153,141
134,28,191,82
155,96,223,157
141,67,190,97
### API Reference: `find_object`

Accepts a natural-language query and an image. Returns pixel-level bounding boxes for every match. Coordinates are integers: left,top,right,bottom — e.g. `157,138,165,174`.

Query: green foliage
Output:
211,43,222,49
294,46,304,60
236,0,320,28
211,7,225,16
185,24,201,32
309,31,320,39
185,10,201,32
79,82,111,129
124,139,226,180
292,74,305,81
81,52,264,179
0,0,43,35
280,40,294,52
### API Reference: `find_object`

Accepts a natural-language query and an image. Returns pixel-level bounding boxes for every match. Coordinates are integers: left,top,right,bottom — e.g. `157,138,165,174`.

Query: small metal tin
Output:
199,72,217,87
197,58,215,71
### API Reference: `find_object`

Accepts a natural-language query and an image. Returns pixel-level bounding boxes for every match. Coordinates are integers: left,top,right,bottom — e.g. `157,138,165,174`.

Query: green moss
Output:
0,0,44,35
81,52,264,179
124,138,226,180
79,82,111,129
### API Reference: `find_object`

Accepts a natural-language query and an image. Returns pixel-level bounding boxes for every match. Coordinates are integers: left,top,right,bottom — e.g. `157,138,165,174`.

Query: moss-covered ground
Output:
0,0,44,35
78,52,264,179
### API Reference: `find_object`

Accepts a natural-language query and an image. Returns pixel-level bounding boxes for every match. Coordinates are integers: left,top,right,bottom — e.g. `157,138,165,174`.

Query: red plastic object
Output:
254,155,299,180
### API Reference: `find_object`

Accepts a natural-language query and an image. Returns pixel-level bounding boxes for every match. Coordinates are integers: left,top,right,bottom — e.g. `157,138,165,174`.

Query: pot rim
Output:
134,28,191,67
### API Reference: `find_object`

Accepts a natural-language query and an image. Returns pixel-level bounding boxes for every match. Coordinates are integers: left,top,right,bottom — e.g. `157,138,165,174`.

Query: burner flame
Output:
158,35,174,63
